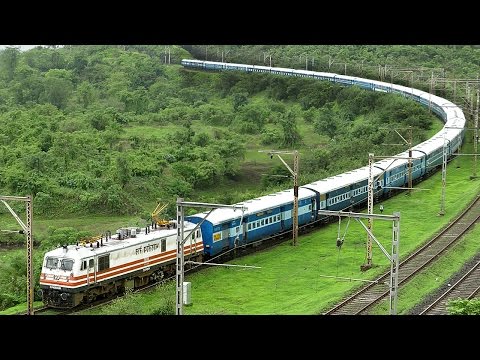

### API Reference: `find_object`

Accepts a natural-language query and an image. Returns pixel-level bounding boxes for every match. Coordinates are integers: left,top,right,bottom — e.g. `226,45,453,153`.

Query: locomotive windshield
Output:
60,259,74,271
45,257,74,271
45,257,59,269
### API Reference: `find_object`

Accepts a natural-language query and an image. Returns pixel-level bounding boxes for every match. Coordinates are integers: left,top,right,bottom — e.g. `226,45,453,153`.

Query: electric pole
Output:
474,87,479,179
439,138,448,216
0,195,33,315
382,127,414,194
259,150,299,246
362,153,374,271
408,127,413,193
319,209,401,314
175,198,247,315
363,153,415,270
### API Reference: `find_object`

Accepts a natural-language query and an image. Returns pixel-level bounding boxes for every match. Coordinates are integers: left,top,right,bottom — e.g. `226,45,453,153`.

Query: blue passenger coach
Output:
186,188,317,257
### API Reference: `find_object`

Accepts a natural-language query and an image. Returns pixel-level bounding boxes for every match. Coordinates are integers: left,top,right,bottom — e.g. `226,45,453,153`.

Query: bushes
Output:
447,299,480,315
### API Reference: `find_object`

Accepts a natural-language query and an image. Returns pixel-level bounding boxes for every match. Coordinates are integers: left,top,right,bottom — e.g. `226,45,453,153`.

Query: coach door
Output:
221,223,230,250
310,197,316,222
242,219,247,245
86,257,95,285
280,206,285,230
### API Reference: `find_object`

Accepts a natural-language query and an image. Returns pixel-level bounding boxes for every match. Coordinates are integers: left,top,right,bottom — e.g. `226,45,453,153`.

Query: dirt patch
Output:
231,162,273,184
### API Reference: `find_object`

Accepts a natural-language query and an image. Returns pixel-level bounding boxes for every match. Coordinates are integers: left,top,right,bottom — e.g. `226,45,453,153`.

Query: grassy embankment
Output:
77,137,480,315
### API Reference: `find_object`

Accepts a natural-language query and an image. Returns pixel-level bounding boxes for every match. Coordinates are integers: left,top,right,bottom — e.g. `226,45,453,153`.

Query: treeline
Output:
185,45,480,90
0,46,246,217
0,45,437,219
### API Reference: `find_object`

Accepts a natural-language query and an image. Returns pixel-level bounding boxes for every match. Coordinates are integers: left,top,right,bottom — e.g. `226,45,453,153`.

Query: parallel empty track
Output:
418,260,480,315
324,195,480,315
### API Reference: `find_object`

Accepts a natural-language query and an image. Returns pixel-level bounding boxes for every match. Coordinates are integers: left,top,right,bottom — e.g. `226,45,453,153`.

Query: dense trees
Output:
0,45,440,219
188,45,480,80
0,45,443,311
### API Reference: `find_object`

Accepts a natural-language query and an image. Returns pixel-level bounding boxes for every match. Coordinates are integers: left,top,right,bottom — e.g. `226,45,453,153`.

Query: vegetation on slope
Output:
0,45,456,312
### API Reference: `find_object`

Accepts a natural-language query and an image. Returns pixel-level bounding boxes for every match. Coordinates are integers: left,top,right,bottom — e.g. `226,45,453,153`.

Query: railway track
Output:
418,259,480,315
323,194,480,315
25,305,73,316
26,194,480,316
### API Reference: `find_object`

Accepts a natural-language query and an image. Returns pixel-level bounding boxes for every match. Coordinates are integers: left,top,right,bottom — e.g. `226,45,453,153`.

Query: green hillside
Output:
0,45,470,312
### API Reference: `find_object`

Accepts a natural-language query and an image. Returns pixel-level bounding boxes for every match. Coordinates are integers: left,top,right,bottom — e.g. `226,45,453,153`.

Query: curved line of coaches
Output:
181,59,466,258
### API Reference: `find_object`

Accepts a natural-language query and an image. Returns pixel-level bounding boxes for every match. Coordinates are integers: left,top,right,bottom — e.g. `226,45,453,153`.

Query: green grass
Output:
78,140,480,315
0,301,44,315
426,119,445,138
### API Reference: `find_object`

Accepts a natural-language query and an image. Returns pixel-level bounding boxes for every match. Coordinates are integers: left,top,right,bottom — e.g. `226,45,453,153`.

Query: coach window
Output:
161,238,166,252
98,255,110,271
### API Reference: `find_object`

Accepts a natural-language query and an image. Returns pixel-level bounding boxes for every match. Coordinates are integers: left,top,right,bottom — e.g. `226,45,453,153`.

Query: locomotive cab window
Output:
81,260,87,271
98,255,110,271
89,259,94,268
60,259,74,271
45,257,59,269
161,238,166,252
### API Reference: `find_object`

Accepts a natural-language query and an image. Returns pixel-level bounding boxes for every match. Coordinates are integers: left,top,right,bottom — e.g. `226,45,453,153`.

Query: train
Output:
39,59,466,308
39,222,204,308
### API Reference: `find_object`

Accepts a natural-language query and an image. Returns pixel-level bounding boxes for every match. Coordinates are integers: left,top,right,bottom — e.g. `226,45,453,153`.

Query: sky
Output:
0,45,57,51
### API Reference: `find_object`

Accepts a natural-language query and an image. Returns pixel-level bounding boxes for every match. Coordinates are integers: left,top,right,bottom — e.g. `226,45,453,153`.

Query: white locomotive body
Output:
40,222,203,308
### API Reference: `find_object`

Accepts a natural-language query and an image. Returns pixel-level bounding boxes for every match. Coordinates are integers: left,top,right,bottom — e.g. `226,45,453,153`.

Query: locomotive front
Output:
39,245,86,308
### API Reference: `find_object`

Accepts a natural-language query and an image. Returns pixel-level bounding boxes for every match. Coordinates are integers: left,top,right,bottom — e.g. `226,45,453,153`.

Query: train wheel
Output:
150,270,164,283
86,291,96,303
